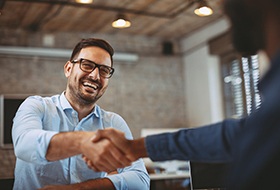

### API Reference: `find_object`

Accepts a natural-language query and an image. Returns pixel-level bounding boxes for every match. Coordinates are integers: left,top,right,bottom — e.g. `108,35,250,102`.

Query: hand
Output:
83,128,147,171
80,133,132,172
91,128,137,161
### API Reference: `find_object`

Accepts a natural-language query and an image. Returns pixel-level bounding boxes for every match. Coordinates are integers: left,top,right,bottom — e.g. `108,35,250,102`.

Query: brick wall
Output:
0,29,187,179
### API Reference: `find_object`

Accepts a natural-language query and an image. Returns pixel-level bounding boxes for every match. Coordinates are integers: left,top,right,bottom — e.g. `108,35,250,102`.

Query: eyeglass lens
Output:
79,59,114,78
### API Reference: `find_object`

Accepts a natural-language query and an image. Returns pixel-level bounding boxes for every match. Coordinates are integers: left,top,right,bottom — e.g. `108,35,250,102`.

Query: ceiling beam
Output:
7,0,197,19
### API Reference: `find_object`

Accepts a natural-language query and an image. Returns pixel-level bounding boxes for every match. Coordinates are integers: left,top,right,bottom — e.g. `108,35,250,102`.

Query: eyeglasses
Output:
71,58,114,78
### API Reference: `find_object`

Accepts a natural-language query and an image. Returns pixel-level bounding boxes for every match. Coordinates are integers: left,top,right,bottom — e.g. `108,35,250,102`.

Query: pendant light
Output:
194,0,213,17
112,13,131,28
75,0,93,4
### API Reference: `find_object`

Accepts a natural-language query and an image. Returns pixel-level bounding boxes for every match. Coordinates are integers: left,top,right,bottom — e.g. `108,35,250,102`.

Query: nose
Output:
88,67,100,80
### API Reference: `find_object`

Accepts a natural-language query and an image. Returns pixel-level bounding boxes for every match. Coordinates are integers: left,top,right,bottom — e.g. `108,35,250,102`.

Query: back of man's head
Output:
223,0,267,56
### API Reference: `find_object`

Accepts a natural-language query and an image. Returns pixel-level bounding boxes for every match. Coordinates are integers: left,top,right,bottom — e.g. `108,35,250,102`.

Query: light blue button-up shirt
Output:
12,92,150,190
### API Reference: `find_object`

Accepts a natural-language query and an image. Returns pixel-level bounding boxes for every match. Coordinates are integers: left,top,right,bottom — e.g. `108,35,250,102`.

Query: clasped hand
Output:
81,128,137,173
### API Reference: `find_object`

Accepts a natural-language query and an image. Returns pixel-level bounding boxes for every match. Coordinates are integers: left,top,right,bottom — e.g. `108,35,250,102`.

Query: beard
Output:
68,75,107,106
224,0,265,56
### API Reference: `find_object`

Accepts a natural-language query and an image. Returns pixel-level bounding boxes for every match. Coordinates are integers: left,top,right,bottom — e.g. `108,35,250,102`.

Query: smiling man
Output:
12,38,150,190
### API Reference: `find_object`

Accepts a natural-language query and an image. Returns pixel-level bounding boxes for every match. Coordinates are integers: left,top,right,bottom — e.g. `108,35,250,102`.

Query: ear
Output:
64,61,73,78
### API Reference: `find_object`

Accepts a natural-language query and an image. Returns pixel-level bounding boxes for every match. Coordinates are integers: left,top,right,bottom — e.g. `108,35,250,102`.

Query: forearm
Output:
73,178,115,190
39,178,116,190
46,131,95,161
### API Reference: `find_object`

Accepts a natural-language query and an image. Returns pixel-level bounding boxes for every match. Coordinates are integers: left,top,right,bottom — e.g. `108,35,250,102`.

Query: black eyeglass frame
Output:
71,58,115,78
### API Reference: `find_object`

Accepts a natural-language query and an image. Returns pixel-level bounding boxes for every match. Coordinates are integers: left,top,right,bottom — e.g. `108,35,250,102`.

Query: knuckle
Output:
115,154,122,160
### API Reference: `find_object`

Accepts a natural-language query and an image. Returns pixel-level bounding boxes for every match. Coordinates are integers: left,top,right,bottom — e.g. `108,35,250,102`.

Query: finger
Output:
83,145,122,172
97,150,124,171
83,153,121,172
99,130,135,163
87,161,99,171
86,160,95,170
84,137,131,172
90,159,116,173
95,129,127,150
103,139,132,168
108,145,132,166
86,159,104,172
82,155,95,169
82,153,106,171
92,145,128,172
82,155,87,162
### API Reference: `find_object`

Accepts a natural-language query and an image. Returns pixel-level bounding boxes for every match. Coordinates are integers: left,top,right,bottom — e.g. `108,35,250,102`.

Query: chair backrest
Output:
189,162,229,190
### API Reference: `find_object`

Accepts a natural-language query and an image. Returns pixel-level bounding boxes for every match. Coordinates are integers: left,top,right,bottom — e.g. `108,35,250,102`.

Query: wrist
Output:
79,131,96,154
129,138,148,160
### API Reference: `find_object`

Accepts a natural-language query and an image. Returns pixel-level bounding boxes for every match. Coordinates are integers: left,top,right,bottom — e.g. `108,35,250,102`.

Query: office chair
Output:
189,162,229,190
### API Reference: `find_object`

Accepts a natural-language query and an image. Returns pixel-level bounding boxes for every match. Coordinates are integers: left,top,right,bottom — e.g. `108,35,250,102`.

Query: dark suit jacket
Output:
145,50,280,189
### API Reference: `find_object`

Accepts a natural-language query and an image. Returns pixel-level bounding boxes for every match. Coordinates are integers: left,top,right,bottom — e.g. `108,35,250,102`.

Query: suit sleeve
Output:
145,119,244,163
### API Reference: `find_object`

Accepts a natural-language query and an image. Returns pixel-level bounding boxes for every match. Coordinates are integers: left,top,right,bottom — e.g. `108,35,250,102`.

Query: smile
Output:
83,82,98,90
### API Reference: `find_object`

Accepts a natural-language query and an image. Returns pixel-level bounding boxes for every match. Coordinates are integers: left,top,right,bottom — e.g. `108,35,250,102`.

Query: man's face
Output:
65,46,112,105
224,0,265,56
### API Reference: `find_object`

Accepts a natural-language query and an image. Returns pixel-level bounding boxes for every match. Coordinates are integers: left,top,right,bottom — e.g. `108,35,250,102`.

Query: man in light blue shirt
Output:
12,38,150,190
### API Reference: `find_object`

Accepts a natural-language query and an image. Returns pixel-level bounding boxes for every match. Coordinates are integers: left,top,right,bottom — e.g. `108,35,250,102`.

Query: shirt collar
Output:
60,91,72,110
59,91,101,118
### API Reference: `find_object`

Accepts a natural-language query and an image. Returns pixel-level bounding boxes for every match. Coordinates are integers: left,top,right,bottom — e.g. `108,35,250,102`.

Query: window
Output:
0,95,26,148
209,31,263,119
221,55,261,118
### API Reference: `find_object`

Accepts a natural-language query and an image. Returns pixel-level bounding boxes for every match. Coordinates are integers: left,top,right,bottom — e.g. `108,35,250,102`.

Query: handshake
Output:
81,128,148,173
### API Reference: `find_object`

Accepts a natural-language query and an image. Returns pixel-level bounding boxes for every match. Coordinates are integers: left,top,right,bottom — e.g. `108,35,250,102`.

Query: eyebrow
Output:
81,58,112,68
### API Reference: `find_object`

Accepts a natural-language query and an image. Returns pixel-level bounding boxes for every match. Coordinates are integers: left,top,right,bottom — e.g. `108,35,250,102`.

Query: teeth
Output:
83,82,98,90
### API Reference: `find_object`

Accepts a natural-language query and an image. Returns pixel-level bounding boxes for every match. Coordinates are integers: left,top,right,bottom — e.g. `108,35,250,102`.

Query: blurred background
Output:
0,0,269,189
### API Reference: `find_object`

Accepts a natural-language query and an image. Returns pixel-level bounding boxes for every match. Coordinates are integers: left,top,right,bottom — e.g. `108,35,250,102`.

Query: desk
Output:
140,129,191,189
150,171,190,180
150,171,190,190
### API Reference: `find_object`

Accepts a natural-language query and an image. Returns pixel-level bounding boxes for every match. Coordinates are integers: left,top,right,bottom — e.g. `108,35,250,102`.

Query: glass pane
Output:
222,55,261,118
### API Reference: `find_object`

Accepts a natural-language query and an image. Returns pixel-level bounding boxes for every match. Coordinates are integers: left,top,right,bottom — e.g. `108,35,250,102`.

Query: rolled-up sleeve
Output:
12,96,58,164
106,159,150,190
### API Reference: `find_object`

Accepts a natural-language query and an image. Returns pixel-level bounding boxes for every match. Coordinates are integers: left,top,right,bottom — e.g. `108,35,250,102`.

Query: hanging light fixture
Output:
194,0,213,17
112,13,131,29
75,0,93,4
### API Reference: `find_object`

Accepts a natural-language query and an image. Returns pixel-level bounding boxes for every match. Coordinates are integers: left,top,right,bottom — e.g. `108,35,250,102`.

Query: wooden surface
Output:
1,0,224,40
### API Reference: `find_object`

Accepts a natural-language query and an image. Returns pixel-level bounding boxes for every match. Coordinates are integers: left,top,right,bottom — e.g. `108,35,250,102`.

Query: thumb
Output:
90,130,102,142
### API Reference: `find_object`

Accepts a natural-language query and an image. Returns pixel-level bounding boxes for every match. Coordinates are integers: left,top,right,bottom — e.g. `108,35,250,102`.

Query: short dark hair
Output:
70,38,114,67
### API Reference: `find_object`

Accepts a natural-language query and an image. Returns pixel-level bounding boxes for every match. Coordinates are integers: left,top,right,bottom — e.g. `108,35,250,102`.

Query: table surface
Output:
149,170,190,180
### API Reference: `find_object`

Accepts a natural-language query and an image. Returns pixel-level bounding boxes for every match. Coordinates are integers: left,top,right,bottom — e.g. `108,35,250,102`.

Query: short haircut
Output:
70,38,114,67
